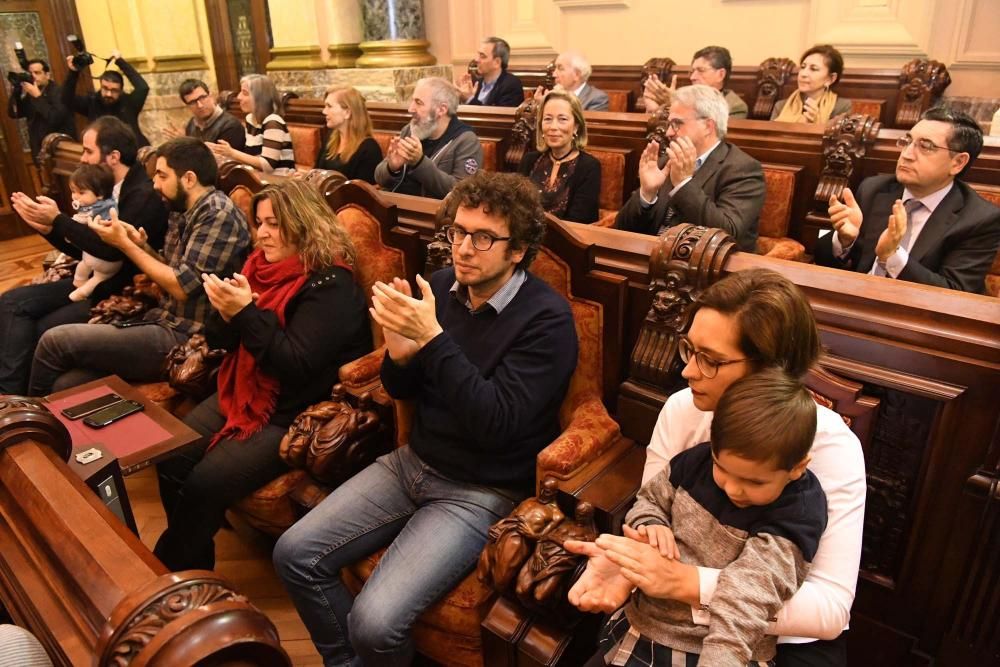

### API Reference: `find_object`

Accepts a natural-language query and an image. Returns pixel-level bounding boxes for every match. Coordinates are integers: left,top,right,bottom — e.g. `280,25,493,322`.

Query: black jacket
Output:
814,174,1000,294
206,264,373,426
316,135,383,183
466,70,525,108
7,80,77,157
45,162,168,302
63,57,150,146
518,150,602,223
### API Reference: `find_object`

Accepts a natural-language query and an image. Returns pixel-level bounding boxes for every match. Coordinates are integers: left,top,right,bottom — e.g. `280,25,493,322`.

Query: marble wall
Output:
361,0,428,41
139,69,214,147
269,65,451,102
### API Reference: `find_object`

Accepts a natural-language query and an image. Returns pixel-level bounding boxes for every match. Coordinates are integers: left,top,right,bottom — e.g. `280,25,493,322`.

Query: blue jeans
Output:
273,446,518,667
0,279,90,394
28,321,187,395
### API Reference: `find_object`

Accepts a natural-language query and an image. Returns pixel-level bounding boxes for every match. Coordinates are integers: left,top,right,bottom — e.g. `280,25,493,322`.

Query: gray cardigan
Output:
374,119,484,199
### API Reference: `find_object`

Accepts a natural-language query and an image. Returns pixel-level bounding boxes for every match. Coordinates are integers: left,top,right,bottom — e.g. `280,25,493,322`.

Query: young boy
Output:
67,163,120,301
597,368,828,667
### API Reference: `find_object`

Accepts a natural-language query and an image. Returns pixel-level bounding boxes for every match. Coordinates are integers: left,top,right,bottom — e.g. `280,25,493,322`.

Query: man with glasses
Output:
274,171,578,666
643,46,748,118
817,106,1000,293
168,79,245,150
63,49,151,147
615,84,765,251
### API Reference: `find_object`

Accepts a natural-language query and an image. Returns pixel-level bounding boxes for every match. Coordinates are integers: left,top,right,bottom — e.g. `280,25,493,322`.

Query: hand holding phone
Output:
83,399,144,428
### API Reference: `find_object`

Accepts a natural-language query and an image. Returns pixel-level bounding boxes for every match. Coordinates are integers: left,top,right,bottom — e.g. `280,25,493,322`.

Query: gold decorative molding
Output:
266,46,326,71
327,43,363,69
150,54,209,73
356,39,436,68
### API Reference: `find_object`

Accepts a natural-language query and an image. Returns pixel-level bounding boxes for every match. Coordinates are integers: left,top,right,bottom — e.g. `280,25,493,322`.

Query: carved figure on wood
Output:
477,477,565,592
815,113,880,206
636,57,676,113
895,59,950,128
87,275,163,325
306,388,381,484
752,57,796,120
162,334,226,399
514,501,596,609
504,98,539,172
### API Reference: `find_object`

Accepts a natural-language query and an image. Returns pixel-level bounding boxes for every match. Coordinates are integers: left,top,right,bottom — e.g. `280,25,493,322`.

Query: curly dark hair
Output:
448,171,546,270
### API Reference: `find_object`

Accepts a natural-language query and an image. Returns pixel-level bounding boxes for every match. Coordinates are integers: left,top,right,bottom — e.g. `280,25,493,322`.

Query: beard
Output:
99,95,120,108
409,109,438,140
164,183,189,213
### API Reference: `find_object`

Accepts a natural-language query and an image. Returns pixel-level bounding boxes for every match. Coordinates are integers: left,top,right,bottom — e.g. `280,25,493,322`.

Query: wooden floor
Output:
1,233,324,666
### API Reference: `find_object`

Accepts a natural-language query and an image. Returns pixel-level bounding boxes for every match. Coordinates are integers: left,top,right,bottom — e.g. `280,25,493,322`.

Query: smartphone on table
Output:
83,399,145,428
61,392,123,420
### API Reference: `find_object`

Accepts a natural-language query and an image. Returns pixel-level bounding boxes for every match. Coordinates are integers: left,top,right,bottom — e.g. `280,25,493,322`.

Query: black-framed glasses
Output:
678,335,748,378
896,134,956,156
445,225,511,251
665,116,705,132
184,93,211,107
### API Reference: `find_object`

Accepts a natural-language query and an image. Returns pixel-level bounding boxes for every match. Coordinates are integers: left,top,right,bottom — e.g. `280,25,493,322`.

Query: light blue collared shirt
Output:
450,268,527,314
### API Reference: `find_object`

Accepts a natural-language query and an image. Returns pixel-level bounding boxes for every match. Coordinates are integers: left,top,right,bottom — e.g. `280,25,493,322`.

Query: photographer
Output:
6,57,76,160
63,47,150,147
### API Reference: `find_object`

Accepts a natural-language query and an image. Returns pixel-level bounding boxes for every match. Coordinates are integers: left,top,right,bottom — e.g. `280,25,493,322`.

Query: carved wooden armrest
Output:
536,397,622,488
338,346,386,393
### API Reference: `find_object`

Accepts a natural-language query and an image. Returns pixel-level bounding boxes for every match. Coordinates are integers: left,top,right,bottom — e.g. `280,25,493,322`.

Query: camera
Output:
6,42,32,87
68,34,94,70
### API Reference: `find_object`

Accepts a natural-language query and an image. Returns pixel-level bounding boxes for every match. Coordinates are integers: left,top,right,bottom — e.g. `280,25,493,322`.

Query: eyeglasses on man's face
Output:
678,335,748,379
184,93,211,107
665,116,706,132
445,225,511,251
896,134,956,157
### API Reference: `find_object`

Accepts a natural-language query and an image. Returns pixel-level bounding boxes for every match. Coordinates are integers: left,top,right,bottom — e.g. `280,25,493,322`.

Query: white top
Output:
642,387,867,643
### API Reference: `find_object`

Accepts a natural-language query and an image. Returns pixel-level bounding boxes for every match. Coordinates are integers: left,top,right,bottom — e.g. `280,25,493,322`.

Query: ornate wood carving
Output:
425,196,457,275
751,57,796,120
301,168,347,197
504,98,539,172
814,113,881,208
0,396,71,461
280,385,386,487
895,59,951,129
635,57,676,113
37,132,75,198
88,275,164,325
477,478,565,594
645,106,672,167
627,224,735,390
162,334,226,400
99,572,288,666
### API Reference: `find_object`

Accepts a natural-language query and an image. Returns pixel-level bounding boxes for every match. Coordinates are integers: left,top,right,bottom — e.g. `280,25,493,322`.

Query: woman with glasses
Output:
569,269,866,667
208,74,295,173
517,89,602,223
772,45,851,124
316,86,383,183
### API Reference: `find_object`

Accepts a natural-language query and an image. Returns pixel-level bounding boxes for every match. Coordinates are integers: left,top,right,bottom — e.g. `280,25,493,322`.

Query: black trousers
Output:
153,392,290,571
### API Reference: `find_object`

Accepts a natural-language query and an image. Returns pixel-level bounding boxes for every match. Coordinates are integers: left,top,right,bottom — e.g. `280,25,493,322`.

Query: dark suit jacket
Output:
467,70,525,107
614,141,765,252
46,162,169,301
815,174,1000,294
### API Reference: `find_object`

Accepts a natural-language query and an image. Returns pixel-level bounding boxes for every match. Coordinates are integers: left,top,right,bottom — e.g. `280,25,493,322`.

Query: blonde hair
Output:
251,180,357,272
534,89,588,152
323,86,374,163
241,74,282,125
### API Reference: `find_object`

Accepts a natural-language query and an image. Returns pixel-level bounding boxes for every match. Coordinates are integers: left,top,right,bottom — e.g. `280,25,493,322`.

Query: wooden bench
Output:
0,397,290,666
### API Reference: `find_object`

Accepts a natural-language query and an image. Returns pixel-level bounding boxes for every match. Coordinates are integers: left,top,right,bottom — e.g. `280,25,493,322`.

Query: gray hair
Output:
672,84,729,138
240,74,281,124
562,50,592,82
416,77,460,116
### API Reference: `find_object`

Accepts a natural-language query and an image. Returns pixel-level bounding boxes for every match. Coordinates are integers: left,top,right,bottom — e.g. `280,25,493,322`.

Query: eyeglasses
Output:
445,225,511,251
665,116,705,132
678,335,748,378
896,134,956,156
184,93,211,107
690,66,718,75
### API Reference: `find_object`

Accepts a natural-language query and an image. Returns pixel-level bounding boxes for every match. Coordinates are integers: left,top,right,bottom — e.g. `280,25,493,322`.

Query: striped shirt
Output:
144,188,250,335
244,112,295,171
0,625,53,666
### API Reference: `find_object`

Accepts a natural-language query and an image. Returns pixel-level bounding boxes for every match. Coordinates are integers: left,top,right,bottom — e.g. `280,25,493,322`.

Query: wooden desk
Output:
44,375,199,475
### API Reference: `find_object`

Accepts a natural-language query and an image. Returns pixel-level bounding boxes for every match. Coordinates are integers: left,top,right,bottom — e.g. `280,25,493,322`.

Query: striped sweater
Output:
244,112,295,171
624,442,827,666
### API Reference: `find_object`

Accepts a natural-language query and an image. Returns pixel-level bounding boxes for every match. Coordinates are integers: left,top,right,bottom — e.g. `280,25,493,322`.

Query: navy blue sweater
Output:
380,267,578,493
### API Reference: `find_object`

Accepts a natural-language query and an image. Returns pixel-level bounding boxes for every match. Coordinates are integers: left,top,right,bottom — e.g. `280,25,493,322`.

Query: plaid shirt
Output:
600,608,774,667
144,188,250,335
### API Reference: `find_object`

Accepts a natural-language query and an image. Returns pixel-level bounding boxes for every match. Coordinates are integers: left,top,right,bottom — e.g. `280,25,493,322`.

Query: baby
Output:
68,164,120,302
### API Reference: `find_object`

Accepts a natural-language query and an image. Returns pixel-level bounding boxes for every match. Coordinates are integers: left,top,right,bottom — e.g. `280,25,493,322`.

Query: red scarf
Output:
212,248,309,444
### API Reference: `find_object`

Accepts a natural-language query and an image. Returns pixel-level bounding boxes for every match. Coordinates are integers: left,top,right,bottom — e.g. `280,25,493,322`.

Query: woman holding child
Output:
572,269,866,667
153,180,371,571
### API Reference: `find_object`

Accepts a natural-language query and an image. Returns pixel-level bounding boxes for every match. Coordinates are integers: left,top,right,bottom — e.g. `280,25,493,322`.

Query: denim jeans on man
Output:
273,445,516,667
28,321,188,395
